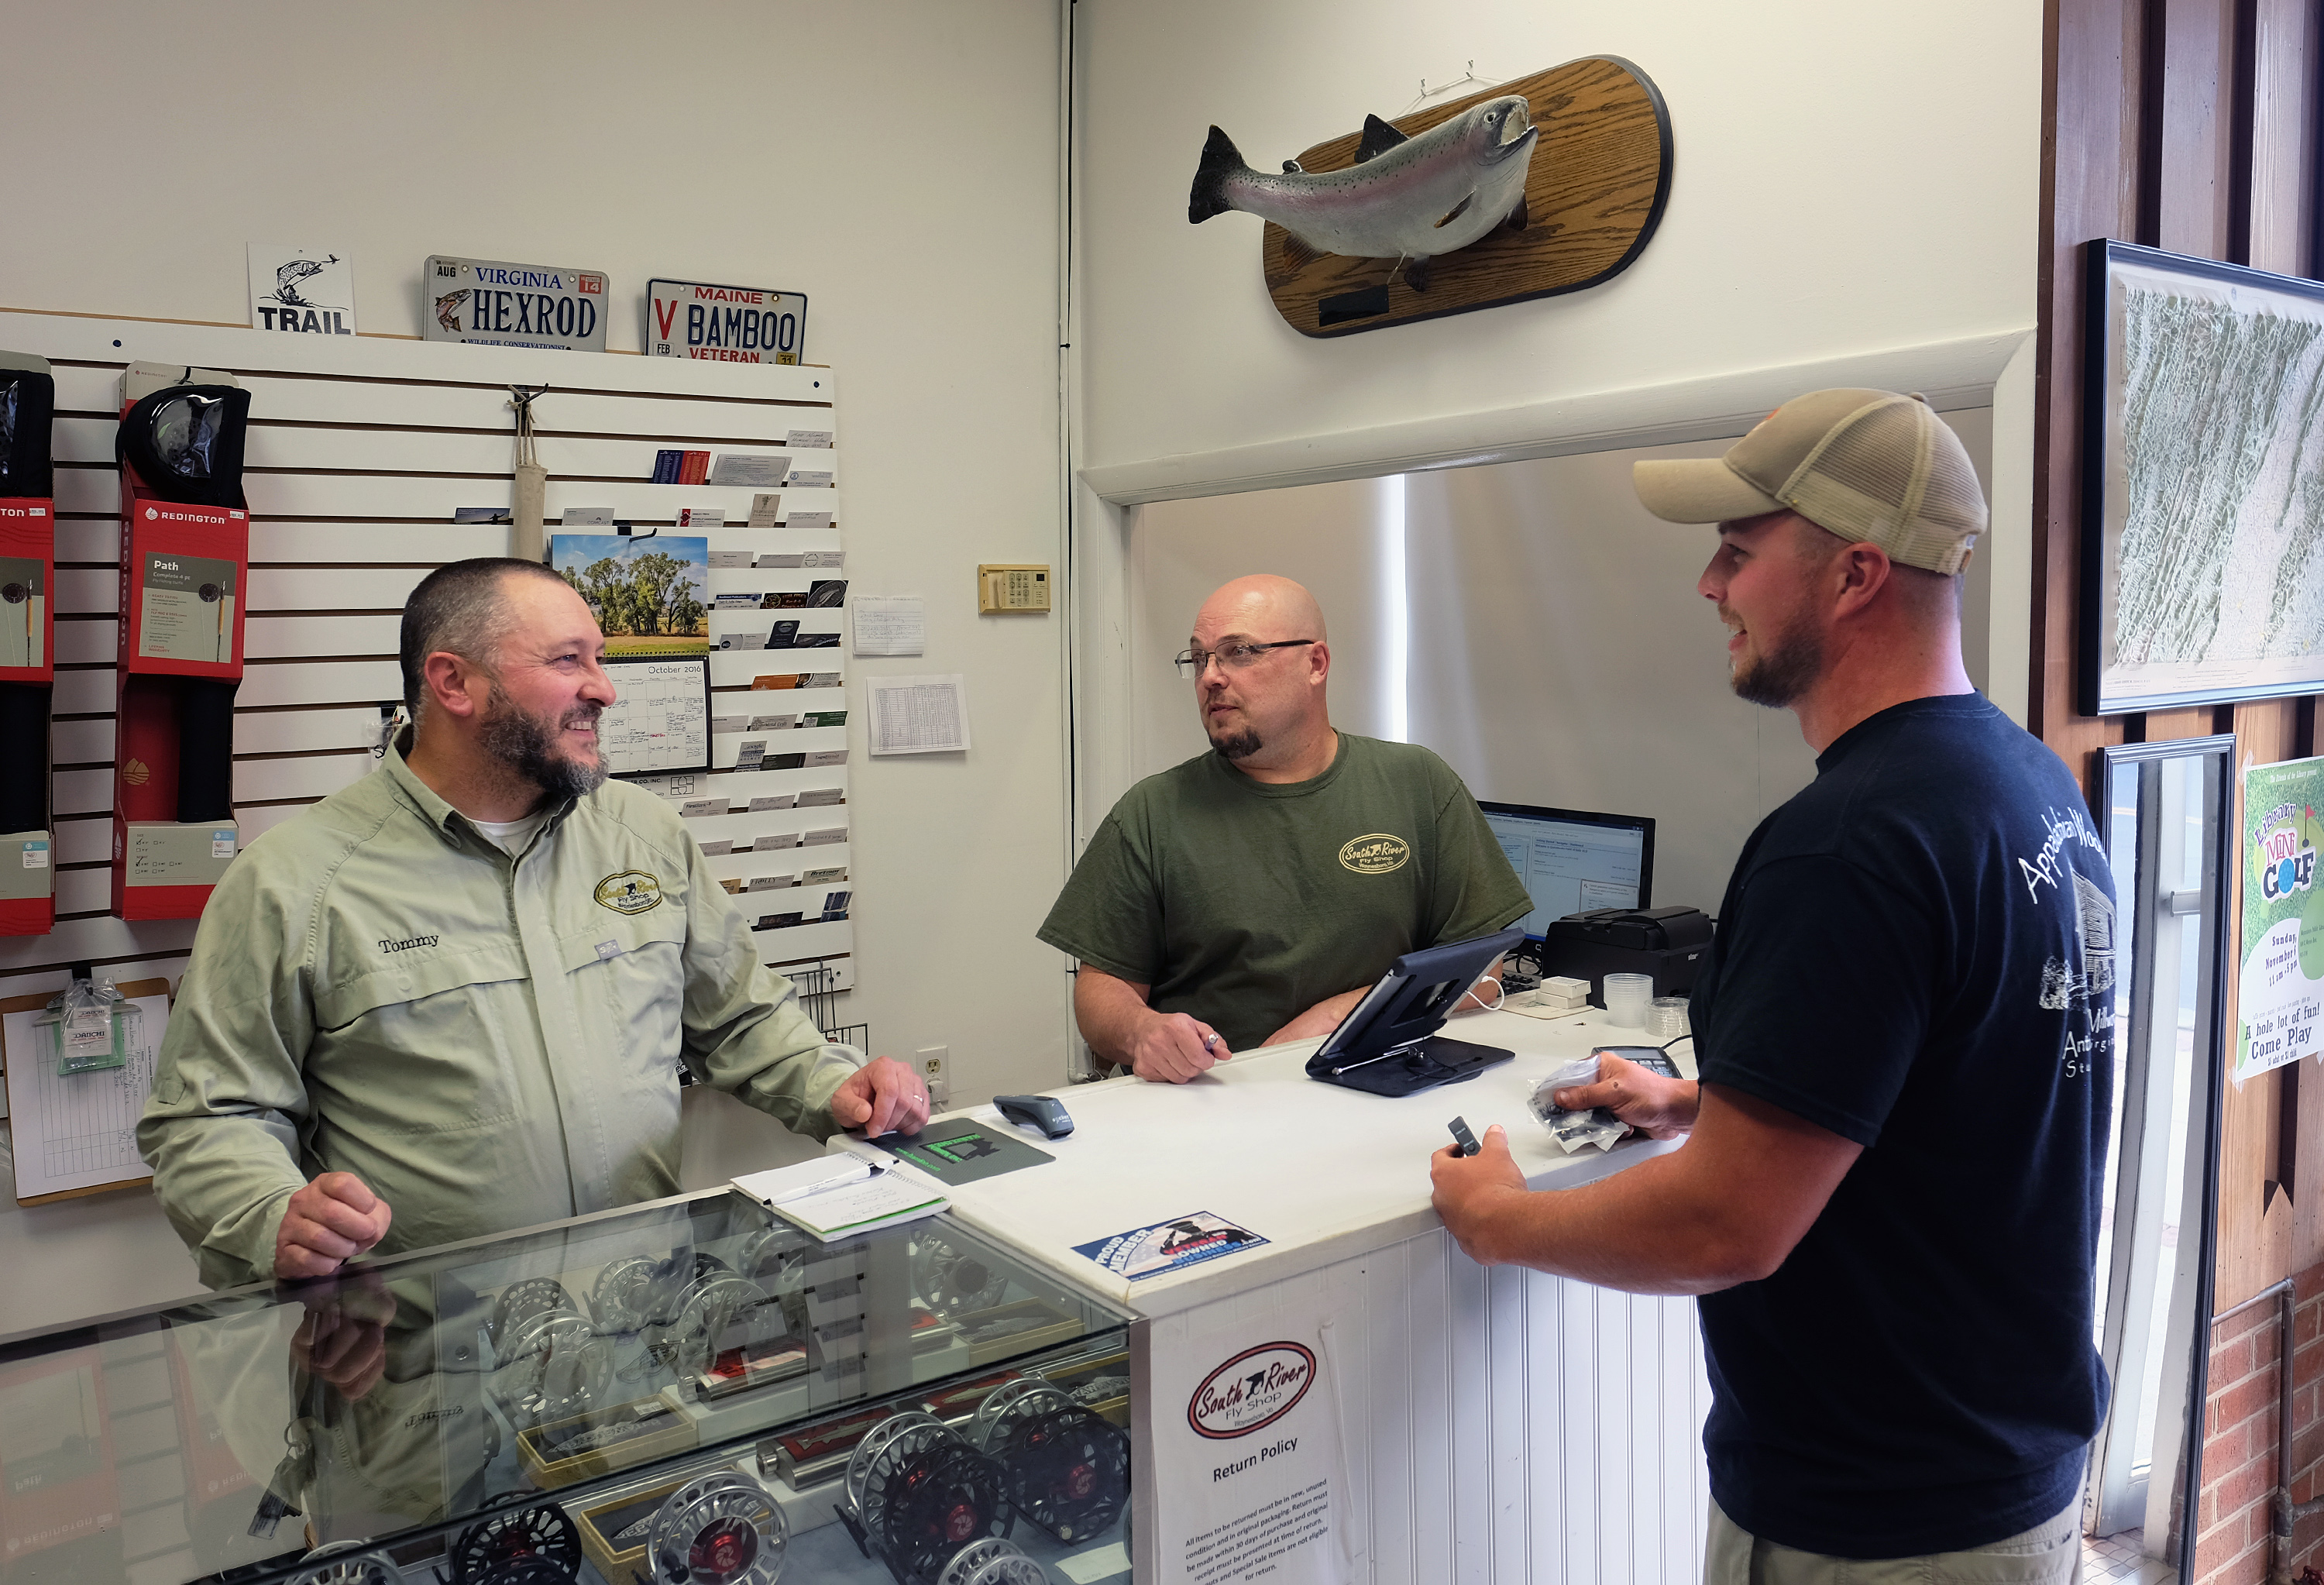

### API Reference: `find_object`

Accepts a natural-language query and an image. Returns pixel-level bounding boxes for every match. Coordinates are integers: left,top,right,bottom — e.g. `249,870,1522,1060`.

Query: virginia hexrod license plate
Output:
425,255,609,351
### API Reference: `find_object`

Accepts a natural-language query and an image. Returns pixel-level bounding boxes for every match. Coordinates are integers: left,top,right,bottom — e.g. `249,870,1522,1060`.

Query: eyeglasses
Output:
1174,639,1315,678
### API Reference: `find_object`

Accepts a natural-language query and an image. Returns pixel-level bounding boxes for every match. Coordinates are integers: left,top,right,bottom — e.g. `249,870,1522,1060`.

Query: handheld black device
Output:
1305,927,1525,1098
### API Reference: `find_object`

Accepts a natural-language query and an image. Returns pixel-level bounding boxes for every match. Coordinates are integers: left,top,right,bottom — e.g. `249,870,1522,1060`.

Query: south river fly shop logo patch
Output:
594,870,664,915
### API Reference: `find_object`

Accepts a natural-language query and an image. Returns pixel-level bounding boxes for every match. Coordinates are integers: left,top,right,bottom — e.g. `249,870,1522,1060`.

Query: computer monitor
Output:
1477,802,1655,938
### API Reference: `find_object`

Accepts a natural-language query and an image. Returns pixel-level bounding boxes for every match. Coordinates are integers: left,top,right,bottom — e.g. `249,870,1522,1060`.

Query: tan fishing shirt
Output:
138,743,857,1288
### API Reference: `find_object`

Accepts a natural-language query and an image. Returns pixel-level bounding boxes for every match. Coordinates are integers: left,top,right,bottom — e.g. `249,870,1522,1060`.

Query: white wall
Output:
0,0,1066,1331
1074,0,2041,496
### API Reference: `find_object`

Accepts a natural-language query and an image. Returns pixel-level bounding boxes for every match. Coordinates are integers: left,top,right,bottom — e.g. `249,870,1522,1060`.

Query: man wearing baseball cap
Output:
1432,390,2113,1580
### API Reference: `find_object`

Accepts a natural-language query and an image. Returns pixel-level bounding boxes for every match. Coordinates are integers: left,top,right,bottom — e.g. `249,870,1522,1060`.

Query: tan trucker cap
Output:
1631,388,1986,575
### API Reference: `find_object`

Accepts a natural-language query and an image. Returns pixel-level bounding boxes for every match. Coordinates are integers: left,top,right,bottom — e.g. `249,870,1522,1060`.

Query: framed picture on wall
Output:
2080,239,2324,714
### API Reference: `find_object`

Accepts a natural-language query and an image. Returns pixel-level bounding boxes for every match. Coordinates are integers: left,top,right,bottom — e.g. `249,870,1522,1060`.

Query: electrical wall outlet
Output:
916,1045,951,1109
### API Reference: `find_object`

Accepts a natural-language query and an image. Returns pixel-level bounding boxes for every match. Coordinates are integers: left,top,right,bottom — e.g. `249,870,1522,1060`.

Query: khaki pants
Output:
1705,1496,2082,1585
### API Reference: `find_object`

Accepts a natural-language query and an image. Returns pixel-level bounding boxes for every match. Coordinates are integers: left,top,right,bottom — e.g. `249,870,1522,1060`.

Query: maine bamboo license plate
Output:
647,279,808,365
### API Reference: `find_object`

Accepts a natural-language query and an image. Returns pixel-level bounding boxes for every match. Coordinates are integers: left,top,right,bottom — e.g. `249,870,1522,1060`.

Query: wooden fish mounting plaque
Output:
1263,57,1673,337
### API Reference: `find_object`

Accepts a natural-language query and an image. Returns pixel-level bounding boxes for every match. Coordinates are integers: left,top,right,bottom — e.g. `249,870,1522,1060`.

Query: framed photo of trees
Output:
549,532,713,775
550,532,710,656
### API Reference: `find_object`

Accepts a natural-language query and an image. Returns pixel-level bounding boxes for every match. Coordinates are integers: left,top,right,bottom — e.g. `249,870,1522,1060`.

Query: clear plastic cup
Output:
1647,995,1690,1038
1602,973,1653,1027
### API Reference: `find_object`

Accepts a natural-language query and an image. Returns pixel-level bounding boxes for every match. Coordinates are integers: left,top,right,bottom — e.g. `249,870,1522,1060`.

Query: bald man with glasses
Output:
1038,574,1528,1082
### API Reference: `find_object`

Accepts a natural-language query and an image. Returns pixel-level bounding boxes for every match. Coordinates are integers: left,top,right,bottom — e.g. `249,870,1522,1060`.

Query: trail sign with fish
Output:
246,244,356,335
1189,57,1672,336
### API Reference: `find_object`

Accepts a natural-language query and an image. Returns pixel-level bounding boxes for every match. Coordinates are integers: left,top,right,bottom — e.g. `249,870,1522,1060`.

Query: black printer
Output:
1538,906,1715,1004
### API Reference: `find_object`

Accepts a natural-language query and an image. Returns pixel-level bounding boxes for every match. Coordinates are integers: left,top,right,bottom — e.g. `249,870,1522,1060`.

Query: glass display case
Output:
0,1189,1137,1585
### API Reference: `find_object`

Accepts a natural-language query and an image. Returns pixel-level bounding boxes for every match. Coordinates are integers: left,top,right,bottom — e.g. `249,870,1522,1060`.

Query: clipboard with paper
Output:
0,979,172,1205
731,1151,947,1240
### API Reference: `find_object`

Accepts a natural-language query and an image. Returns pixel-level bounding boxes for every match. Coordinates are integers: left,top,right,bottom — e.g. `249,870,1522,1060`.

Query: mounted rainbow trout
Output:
1187,97,1540,290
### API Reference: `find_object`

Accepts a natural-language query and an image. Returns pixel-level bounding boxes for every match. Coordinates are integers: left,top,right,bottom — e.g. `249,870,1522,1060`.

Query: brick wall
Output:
2197,1264,2324,1585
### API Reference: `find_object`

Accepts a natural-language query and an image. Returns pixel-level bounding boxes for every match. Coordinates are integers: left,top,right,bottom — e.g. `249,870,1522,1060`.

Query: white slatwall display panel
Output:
0,310,856,1004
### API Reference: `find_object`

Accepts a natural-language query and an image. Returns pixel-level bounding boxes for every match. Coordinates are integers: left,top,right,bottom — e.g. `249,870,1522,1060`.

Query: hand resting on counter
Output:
276,1171,394,1281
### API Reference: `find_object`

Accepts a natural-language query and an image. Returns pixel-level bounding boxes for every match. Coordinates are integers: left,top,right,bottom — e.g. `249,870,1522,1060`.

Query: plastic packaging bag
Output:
1528,1056,1626,1154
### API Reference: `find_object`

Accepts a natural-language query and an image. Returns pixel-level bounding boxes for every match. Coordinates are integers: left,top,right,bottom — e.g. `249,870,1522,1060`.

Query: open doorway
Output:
1120,411,1994,913
2085,737,2233,1584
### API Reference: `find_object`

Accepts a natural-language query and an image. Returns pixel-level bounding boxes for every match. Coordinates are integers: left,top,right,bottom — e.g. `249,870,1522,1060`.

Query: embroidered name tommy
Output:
379,935,439,954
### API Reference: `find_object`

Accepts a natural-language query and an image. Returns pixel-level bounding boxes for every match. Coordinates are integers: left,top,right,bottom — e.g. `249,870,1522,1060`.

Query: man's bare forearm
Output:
1452,1147,1772,1294
1435,1087,1863,1294
1073,967,1156,1066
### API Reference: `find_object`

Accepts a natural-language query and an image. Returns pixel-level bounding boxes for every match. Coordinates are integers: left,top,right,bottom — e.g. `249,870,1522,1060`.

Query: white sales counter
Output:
938,1005,1714,1585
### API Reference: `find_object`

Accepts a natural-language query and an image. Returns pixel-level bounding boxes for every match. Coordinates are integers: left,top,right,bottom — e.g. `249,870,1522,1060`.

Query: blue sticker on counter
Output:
1072,1211,1268,1281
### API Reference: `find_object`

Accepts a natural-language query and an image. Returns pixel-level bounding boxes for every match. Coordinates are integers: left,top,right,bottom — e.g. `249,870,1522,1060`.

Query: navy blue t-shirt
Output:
1690,694,2113,1557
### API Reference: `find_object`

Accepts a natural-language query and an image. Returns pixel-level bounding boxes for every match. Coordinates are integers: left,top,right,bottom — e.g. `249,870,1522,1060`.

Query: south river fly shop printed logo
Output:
1188,1342,1316,1439
1338,833,1411,875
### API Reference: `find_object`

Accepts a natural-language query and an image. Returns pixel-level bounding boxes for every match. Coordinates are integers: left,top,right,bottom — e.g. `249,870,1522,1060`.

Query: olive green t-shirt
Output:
1037,734,1530,1051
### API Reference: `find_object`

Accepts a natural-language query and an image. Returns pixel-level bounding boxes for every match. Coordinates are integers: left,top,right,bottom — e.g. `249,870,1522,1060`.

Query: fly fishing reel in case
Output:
646,1469,789,1585
932,1538,1049,1585
874,1440,1012,1583
736,1226,808,1294
449,1501,583,1583
841,1411,1012,1583
1002,1404,1130,1543
668,1274,782,1380
490,1278,577,1346
626,1254,742,1382
287,1542,400,1585
968,1378,1074,1456
459,1562,569,1585
590,1253,691,1334
909,1233,1009,1319
844,1412,953,1540
487,1280,611,1428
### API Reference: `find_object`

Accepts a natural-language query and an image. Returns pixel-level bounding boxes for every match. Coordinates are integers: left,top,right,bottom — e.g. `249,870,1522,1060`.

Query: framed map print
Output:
2081,240,2324,713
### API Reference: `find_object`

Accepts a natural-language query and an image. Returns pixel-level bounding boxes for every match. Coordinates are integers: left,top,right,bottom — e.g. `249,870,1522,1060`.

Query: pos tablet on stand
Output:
1305,927,1525,1098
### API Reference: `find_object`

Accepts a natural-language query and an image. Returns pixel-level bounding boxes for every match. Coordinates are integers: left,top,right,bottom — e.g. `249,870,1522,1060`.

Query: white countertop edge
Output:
940,1133,1679,1319
923,1019,1688,1319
